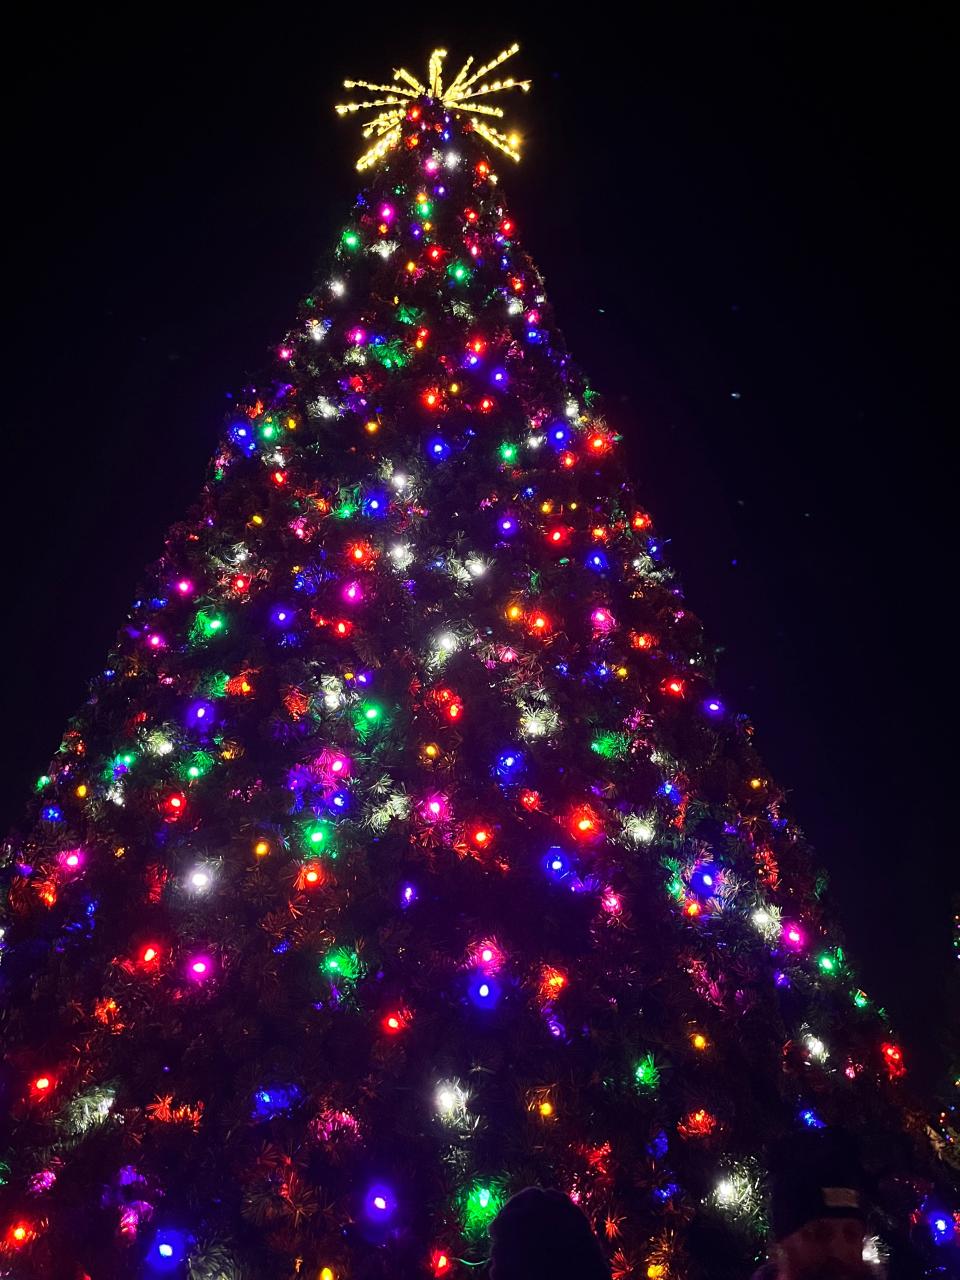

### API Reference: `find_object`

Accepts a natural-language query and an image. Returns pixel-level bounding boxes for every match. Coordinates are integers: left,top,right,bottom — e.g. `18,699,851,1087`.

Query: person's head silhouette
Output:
489,1187,611,1280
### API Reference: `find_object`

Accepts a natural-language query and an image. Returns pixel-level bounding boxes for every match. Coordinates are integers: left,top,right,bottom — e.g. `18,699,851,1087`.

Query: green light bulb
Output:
499,442,518,464
634,1052,661,1091
304,821,333,853
193,610,227,643
461,1181,503,1236
342,230,360,250
321,947,360,982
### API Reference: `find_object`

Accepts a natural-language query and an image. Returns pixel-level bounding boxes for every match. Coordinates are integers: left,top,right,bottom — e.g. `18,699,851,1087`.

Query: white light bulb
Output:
805,1034,828,1061
434,1081,467,1120
189,868,211,892
389,543,414,571
715,1178,735,1204
330,279,345,297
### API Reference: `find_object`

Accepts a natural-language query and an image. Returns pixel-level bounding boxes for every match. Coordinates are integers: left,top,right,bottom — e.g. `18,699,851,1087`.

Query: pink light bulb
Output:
175,579,193,595
188,955,212,980
472,938,504,971
420,792,450,822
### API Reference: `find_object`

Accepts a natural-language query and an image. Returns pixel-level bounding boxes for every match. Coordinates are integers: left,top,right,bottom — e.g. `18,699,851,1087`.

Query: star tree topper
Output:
335,43,531,171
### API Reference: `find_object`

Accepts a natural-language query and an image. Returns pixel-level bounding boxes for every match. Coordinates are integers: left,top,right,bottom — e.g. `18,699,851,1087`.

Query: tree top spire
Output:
335,43,531,171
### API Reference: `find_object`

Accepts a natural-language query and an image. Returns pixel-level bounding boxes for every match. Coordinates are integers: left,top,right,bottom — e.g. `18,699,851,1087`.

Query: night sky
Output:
5,12,953,1090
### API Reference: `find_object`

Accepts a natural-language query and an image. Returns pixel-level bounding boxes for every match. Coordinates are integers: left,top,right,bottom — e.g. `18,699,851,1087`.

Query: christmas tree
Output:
1,45,956,1279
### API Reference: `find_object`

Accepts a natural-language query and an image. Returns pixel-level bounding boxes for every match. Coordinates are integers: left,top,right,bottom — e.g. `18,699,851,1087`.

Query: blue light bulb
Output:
494,748,525,780
689,861,721,898
543,846,571,880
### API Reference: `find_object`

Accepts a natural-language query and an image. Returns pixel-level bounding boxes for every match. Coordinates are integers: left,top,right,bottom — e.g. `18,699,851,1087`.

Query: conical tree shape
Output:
1,54,954,1280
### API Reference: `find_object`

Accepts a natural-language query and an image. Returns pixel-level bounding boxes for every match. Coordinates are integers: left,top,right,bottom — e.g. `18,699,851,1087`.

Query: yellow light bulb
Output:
255,840,270,857
538,1100,554,1117
76,784,88,798
692,1032,708,1050
251,514,264,526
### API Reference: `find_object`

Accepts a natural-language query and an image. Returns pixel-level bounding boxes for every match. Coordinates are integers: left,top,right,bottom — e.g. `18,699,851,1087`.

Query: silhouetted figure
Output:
489,1186,611,1280
752,1128,872,1279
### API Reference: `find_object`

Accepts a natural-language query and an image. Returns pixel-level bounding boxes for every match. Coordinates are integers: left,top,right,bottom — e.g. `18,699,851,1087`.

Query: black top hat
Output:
768,1128,867,1241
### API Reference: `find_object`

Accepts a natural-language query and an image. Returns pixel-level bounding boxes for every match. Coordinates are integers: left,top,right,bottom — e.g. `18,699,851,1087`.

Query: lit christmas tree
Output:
1,45,957,1279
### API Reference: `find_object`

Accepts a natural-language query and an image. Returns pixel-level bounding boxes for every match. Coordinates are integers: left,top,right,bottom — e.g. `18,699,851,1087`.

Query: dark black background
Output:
4,10,954,1089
